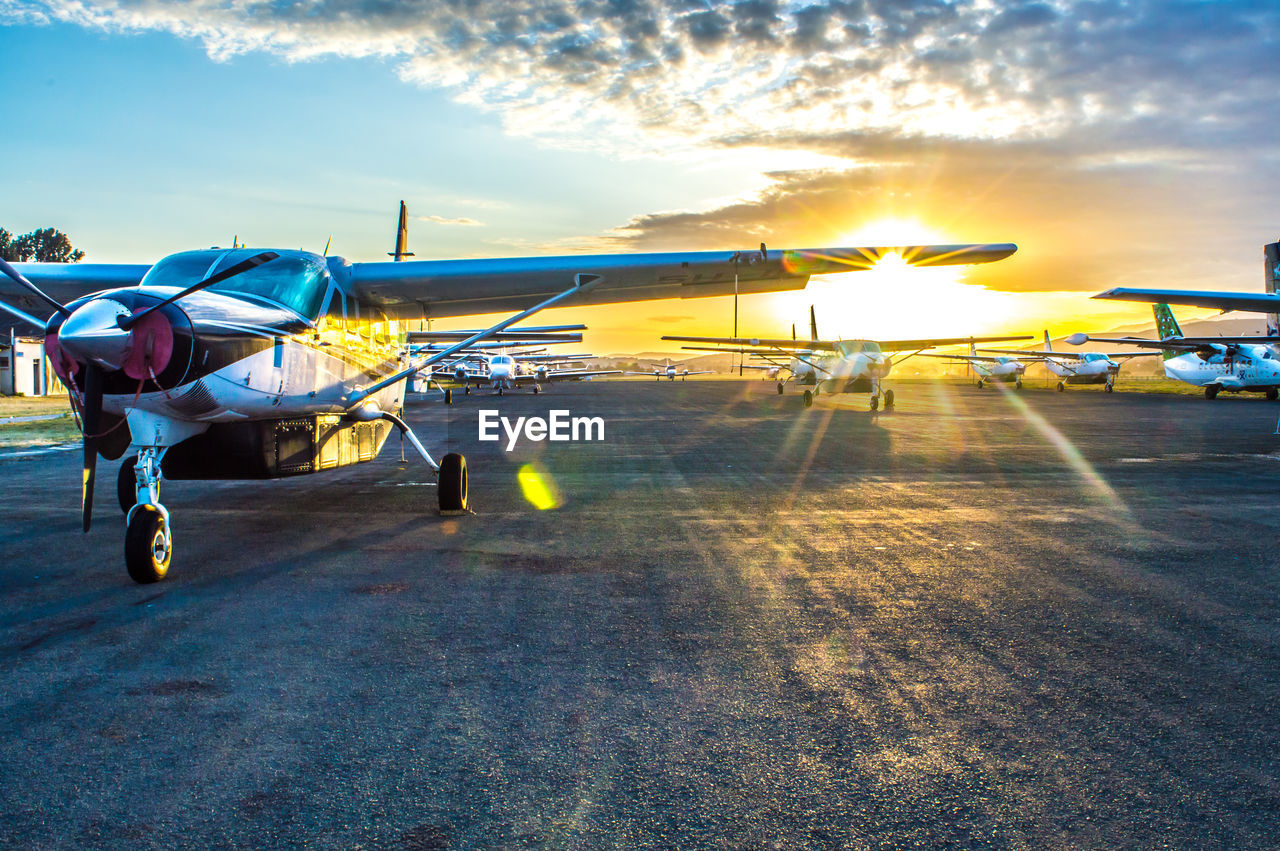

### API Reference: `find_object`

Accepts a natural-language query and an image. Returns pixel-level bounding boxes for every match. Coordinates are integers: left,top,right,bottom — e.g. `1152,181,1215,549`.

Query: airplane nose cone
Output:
57,298,132,371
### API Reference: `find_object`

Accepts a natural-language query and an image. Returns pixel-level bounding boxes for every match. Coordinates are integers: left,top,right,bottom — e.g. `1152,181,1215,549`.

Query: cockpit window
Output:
141,249,330,320
837,340,880,356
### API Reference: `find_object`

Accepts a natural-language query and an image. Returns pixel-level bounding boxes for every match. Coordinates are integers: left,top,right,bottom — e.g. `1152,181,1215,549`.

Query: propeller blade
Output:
119,250,278,330
81,362,103,533
0,256,71,319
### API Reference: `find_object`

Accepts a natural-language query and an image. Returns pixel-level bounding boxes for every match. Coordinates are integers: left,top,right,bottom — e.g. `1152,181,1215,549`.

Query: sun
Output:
779,217,1019,340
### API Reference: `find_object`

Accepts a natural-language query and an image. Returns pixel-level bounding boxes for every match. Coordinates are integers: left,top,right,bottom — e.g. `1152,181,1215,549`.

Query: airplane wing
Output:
514,369,624,382
978,347,1163,359
349,243,1016,319
681,370,716,376
664,335,840,351
915,353,1021,364
5,243,1015,328
1093,287,1280,313
877,335,1032,352
1071,335,1280,350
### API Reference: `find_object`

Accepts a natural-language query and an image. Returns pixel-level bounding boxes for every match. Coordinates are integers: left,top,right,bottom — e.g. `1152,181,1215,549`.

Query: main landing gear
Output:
533,384,541,395
1015,379,1023,390
976,379,985,389
444,388,453,405
1269,387,1279,401
1205,385,1219,400
803,390,814,408
1057,381,1065,392
776,381,785,395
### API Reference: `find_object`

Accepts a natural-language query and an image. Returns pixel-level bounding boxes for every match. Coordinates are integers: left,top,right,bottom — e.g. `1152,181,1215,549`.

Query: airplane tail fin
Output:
969,340,977,358
1043,330,1052,352
791,322,796,341
1152,303,1183,361
1264,240,1280,336
389,200,416,261
809,305,818,342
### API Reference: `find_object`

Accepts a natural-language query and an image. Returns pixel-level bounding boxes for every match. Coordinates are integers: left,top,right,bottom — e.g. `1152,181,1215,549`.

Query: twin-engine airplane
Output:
1068,304,1280,399
0,239,1015,582
666,306,1029,409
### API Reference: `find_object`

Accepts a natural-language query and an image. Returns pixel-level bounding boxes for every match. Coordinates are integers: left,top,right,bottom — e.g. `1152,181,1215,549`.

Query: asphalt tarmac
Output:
2,379,1280,849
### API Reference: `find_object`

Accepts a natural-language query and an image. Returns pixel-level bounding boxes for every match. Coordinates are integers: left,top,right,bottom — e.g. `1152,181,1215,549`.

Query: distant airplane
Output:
0,237,1014,582
627,358,715,380
979,331,1160,392
430,349,621,396
665,307,1030,409
1068,304,1280,399
918,341,1029,389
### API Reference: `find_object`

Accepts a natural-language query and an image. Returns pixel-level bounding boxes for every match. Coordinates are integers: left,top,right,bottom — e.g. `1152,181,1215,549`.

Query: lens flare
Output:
518,463,562,510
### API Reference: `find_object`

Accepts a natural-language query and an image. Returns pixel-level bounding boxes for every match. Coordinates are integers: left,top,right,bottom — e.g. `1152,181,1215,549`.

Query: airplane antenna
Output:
323,235,332,256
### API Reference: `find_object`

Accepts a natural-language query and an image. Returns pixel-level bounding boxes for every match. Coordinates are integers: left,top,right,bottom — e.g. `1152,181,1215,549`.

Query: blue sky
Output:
3,1,1280,347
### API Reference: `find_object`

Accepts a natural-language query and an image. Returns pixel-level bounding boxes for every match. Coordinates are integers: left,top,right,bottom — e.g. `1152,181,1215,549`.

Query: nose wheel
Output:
125,505,171,584
122,448,172,584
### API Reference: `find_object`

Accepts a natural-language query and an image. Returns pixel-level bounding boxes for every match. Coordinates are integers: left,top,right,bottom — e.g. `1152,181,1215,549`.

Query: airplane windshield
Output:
140,249,330,320
838,341,879,356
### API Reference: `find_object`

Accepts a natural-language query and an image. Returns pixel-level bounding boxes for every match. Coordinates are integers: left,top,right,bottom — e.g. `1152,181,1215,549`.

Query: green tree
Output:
0,228,14,262
8,228,85,263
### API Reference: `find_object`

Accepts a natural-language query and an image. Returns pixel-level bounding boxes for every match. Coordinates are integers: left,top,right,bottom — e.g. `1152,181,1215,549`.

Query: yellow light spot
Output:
518,463,562,511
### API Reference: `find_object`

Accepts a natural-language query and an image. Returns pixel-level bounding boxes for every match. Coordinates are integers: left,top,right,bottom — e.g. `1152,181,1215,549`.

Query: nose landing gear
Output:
124,448,171,584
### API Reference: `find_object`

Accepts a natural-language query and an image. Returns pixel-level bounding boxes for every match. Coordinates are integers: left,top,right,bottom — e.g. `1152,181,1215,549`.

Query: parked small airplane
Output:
977,331,1161,392
919,342,1029,389
1067,304,1280,399
627,358,715,380
2,236,1016,582
665,308,1030,409
430,349,620,396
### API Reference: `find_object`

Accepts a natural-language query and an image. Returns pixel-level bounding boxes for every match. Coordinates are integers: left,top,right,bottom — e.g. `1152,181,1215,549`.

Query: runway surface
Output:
2,379,1280,848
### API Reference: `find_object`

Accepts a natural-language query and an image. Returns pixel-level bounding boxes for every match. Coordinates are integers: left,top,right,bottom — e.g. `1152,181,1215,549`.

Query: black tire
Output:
1104,383,1114,394
464,386,471,395
802,390,813,408
884,389,895,408
869,395,879,411
117,456,137,514
1205,385,1219,400
125,505,170,584
977,380,984,389
1268,387,1278,401
776,382,784,395
497,387,504,396
1015,379,1023,390
438,453,469,513
1057,382,1065,392
444,388,453,405
533,386,540,395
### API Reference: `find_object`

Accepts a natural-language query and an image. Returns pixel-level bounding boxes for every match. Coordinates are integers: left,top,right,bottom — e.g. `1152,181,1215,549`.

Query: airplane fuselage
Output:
1044,353,1116,384
1163,344,1280,392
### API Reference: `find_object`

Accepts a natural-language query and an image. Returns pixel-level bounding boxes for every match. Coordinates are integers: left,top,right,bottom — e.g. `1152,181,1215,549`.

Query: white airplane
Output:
665,321,1030,409
979,331,1161,392
2,238,1017,582
919,342,1029,389
627,358,715,380
1068,304,1280,399
431,349,621,396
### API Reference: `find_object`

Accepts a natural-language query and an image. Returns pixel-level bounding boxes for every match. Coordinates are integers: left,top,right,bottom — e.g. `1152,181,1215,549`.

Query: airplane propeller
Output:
81,362,104,532
1,250,279,533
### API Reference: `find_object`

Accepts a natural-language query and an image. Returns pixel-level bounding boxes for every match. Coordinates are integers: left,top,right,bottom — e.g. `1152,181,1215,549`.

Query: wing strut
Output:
346,273,602,406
